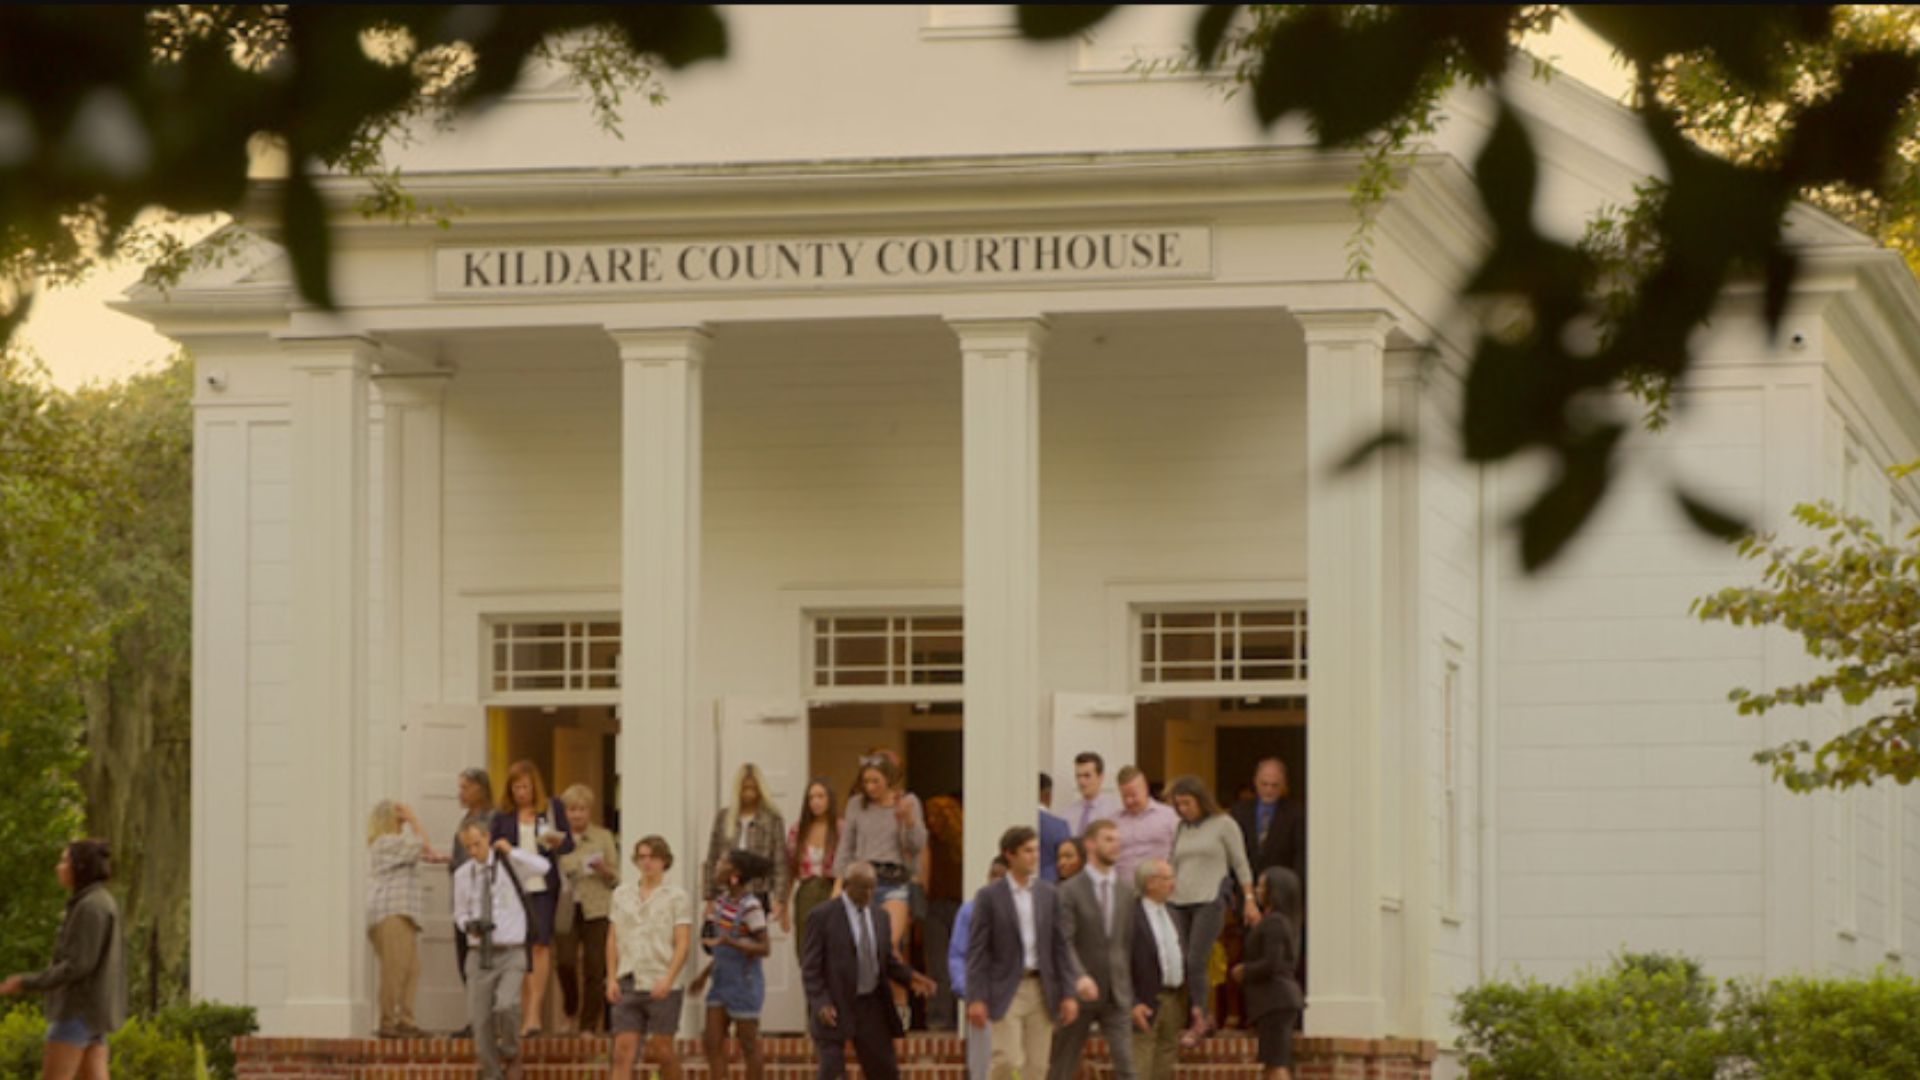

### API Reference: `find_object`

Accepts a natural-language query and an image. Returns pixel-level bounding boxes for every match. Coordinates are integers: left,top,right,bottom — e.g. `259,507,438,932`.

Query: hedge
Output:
1455,952,1920,1080
0,1000,256,1080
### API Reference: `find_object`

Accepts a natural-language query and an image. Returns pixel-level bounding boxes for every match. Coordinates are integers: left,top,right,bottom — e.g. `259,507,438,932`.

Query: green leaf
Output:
1676,488,1749,542
1516,424,1624,571
1015,5,1116,41
282,169,334,309
1191,5,1241,71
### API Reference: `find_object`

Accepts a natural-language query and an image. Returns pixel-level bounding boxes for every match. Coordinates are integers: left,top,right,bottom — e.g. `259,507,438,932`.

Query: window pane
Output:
1160,612,1216,630
832,634,888,670
1238,628,1297,663
835,617,888,634
1158,632,1217,667
589,621,620,637
512,640,566,674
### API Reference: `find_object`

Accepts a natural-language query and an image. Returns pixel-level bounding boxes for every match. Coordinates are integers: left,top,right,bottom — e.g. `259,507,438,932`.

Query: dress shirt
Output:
842,894,881,994
1114,800,1179,886
609,880,693,983
1009,874,1040,971
1142,898,1183,988
1083,864,1117,934
1064,792,1125,835
453,848,550,947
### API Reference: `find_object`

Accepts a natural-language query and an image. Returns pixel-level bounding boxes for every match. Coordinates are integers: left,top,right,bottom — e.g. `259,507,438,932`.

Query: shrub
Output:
106,1016,197,1080
0,1004,45,1079
1721,969,1920,1078
154,1000,258,1080
1454,952,1729,1080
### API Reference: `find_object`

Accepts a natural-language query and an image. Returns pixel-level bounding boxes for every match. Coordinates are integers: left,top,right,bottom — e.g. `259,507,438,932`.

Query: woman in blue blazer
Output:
492,759,574,1037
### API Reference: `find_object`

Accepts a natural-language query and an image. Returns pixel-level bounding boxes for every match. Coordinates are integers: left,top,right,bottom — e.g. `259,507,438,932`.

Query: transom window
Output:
488,618,620,694
1137,605,1308,687
811,612,963,690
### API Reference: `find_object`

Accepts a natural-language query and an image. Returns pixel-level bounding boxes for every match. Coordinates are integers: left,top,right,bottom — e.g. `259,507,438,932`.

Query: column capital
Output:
372,370,453,407
278,334,380,372
945,316,1051,355
1293,309,1396,349
607,325,712,365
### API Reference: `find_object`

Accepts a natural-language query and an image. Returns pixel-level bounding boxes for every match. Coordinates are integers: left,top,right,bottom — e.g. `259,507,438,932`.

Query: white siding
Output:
244,420,294,1010
1495,385,1773,981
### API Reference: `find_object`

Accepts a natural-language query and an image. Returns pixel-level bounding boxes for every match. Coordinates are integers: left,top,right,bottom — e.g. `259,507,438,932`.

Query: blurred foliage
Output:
1022,6,1920,570
1693,497,1920,791
0,6,723,310
0,354,195,1005
0,352,98,980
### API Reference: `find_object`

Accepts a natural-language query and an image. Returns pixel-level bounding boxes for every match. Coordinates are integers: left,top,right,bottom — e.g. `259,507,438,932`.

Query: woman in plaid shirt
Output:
366,800,447,1037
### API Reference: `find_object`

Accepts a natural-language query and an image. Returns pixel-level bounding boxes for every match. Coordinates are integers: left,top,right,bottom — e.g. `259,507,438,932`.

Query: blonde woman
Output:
365,800,447,1037
557,784,620,1034
702,764,790,924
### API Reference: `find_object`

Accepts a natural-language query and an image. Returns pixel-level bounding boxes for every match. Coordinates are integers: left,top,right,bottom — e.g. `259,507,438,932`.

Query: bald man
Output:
801,861,936,1080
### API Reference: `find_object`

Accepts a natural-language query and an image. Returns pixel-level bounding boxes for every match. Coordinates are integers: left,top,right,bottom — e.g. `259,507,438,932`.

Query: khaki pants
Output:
369,915,420,1031
1130,989,1185,1080
990,976,1054,1080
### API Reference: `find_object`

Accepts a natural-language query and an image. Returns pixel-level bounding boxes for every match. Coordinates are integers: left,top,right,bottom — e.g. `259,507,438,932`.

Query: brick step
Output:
240,1033,1264,1066
339,1060,1282,1068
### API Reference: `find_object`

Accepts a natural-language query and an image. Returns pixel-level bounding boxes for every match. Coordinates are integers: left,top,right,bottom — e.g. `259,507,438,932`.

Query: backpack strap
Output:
498,855,538,965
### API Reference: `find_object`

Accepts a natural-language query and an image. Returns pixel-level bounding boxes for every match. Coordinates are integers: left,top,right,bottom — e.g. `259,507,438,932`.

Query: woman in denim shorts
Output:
693,850,771,1080
1,839,126,1080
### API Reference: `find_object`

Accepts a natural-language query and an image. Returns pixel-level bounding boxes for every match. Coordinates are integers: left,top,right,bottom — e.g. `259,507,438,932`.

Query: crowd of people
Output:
355,748,1305,1080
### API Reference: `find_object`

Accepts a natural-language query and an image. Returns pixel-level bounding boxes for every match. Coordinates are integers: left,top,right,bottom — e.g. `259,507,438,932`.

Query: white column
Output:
281,337,374,1036
1300,310,1393,1037
374,372,449,802
612,327,708,872
951,317,1047,886
1383,346,1432,1038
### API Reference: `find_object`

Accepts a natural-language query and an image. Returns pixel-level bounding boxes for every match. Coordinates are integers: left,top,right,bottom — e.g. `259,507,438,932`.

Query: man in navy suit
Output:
1039,773,1072,883
802,861,936,1080
966,826,1095,1080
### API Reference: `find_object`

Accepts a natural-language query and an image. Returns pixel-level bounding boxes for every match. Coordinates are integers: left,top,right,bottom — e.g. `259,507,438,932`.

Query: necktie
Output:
1079,802,1094,834
1098,877,1112,935
857,907,877,994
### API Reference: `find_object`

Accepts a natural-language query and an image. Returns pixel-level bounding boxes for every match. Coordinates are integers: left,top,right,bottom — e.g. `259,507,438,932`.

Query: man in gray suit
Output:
1047,819,1136,1080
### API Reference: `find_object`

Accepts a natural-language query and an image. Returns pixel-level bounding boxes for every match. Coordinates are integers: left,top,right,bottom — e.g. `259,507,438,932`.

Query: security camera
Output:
1789,332,1808,349
203,370,228,392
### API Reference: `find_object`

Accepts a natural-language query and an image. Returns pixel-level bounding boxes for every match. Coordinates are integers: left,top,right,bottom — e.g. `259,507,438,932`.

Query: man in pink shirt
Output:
1111,766,1178,887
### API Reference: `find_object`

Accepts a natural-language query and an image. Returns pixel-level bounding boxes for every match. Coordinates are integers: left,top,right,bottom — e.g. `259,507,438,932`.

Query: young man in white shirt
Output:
606,835,693,1080
452,823,551,1080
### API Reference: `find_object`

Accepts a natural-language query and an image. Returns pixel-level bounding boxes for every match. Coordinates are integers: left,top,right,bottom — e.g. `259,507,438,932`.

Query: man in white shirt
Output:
1127,859,1185,1080
966,827,1093,1080
1058,753,1124,837
452,823,550,1080
606,835,693,1080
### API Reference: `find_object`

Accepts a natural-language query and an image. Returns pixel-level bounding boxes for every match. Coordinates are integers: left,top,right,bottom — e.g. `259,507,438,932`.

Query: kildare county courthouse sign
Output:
435,225,1213,295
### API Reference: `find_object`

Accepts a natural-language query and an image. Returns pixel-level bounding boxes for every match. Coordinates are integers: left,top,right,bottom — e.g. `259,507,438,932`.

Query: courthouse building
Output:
125,5,1920,1057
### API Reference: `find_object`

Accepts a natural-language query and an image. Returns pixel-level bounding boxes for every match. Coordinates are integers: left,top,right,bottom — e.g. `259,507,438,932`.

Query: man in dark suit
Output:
966,826,1092,1080
1039,773,1072,884
1126,858,1185,1080
1047,819,1136,1080
801,862,937,1080
1231,758,1304,885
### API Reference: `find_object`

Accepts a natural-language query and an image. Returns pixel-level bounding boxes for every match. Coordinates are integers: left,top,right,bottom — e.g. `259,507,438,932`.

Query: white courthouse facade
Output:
127,5,1920,1053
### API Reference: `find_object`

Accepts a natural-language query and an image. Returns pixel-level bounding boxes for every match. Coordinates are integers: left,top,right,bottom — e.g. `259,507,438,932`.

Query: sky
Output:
18,13,1632,390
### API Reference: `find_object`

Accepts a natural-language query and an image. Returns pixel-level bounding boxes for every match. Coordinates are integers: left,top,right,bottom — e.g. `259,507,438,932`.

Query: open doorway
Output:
487,705,621,831
807,701,965,1032
1134,694,1306,1030
1134,695,1305,803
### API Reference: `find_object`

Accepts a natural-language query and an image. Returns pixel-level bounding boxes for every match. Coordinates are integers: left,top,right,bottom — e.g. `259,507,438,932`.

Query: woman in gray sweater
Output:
1,839,127,1079
831,754,926,989
1166,775,1257,1046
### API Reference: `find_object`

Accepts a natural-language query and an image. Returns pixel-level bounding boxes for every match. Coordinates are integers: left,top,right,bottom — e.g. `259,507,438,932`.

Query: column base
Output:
265,998,367,1038
1303,994,1387,1039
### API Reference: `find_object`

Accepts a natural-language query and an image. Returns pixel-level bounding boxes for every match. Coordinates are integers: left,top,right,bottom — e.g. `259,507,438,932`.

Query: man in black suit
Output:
966,826,1092,1080
801,861,937,1080
1231,758,1304,886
